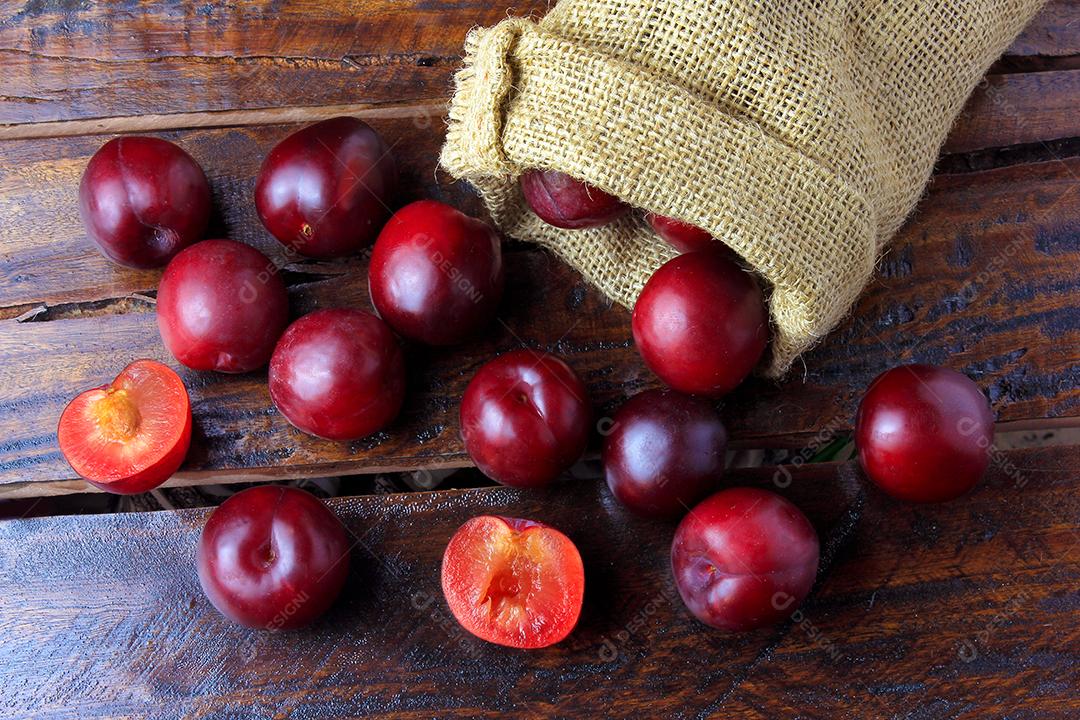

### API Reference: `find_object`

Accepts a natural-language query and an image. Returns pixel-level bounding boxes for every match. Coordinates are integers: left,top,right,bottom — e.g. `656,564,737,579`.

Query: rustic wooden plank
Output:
0,99,449,142
945,69,1080,154
1010,0,1080,57
0,248,625,496
0,111,471,312
1,121,1078,494
0,446,1075,718
0,0,549,126
0,0,1073,130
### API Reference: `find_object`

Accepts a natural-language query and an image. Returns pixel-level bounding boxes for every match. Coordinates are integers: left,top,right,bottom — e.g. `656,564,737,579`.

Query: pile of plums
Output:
58,124,996,649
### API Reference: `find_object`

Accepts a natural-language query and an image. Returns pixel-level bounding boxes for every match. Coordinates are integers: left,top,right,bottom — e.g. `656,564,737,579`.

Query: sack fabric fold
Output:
440,0,1045,376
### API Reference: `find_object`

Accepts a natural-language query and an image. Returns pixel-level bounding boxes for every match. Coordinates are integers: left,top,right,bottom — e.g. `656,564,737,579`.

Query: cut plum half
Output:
441,515,585,649
57,359,192,494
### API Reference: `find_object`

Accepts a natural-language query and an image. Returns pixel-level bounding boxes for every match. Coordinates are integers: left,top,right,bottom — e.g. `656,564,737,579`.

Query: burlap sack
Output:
440,0,1045,376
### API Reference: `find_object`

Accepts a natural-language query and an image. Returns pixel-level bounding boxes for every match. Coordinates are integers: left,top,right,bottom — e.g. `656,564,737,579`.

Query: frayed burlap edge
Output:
438,10,1039,376
440,19,875,377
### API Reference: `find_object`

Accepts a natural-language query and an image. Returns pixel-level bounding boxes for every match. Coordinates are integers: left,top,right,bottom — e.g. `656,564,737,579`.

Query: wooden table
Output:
0,1,1077,717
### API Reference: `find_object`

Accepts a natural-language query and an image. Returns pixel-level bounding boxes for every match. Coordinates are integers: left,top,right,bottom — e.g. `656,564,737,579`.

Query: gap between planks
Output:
7,420,1079,500
0,456,478,500
0,100,449,141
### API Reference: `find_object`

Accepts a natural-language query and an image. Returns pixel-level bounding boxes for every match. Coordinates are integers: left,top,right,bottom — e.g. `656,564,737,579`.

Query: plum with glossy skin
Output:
856,364,994,503
197,485,350,629
647,214,715,253
255,117,397,258
269,309,405,441
672,487,819,631
632,250,768,397
58,359,191,495
441,515,584,648
369,200,504,345
157,239,289,373
519,169,628,229
460,350,591,488
603,389,727,519
79,136,211,268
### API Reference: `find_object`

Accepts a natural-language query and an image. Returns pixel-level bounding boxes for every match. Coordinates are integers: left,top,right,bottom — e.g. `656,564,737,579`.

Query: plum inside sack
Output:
439,0,1046,376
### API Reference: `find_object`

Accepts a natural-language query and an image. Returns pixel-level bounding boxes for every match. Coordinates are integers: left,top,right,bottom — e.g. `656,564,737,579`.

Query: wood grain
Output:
0,0,1072,131
945,69,1080,153
0,113,475,312
0,0,549,126
0,445,1075,719
0,99,448,141
1,115,1078,495
1010,0,1080,57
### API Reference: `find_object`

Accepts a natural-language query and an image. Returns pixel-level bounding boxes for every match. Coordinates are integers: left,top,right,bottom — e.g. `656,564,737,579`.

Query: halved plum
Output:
57,359,192,494
441,515,585,649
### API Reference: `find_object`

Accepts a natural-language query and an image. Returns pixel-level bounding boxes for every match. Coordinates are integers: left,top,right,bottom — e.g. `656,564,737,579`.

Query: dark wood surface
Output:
0,0,1067,128
0,445,1076,719
1,89,1079,495
0,2,1079,496
945,69,1080,153
1,1,1078,717
0,1,548,126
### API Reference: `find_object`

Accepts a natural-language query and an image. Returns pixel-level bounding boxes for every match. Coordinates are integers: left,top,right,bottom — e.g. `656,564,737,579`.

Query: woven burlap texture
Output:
440,0,1045,376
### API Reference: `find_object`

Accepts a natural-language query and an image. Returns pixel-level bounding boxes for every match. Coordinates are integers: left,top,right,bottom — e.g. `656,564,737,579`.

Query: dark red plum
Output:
157,239,289,373
269,309,405,441
856,364,994,503
632,250,768,397
197,485,350,629
369,200,503,345
519,169,628,230
79,136,211,268
603,389,727,519
255,117,397,258
646,214,714,253
460,350,592,488
672,487,819,631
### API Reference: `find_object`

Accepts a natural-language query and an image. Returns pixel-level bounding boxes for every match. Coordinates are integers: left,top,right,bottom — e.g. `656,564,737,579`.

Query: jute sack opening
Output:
440,0,1045,376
